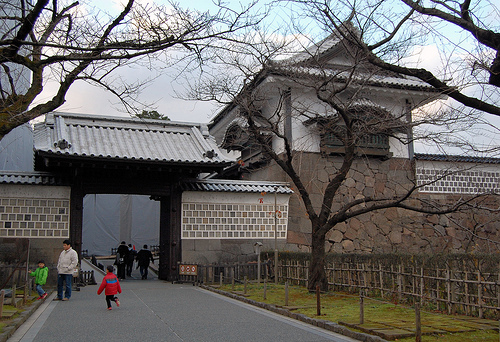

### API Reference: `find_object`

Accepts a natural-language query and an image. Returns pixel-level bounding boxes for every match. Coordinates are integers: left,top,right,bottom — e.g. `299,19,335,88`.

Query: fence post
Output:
397,264,402,302
244,276,248,295
446,264,452,315
305,262,309,289
420,267,424,307
257,253,261,284
0,289,4,318
285,281,289,307
436,266,440,311
359,290,364,324
23,278,29,305
415,301,421,342
232,276,235,291
263,279,267,300
379,262,384,298
478,269,483,318
464,260,470,315
11,284,16,306
220,272,223,288
316,285,321,316
265,261,269,282
497,263,500,313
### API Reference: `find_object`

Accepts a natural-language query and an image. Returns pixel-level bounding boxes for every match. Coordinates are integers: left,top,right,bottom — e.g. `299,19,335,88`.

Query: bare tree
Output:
196,16,498,290
286,0,500,117
0,0,262,140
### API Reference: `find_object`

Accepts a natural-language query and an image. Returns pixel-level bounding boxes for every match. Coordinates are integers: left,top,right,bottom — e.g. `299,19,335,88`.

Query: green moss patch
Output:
218,283,499,341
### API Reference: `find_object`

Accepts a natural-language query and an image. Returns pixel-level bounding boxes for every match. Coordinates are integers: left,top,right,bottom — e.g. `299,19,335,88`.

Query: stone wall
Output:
244,152,500,255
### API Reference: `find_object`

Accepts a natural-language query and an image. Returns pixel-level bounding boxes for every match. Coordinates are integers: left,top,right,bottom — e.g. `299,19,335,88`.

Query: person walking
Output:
55,239,78,301
126,243,137,277
29,260,48,300
115,241,129,279
136,244,154,280
97,265,122,310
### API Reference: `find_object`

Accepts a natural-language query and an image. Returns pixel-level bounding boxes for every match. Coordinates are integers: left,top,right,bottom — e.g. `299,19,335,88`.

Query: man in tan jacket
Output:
55,239,78,301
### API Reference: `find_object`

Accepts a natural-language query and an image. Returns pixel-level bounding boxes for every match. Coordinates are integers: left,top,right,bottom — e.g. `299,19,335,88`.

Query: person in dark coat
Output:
115,241,129,279
126,243,137,277
136,244,154,280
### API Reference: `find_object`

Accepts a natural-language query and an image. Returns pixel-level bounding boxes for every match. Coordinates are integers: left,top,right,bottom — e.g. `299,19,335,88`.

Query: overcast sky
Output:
33,0,500,155
44,69,220,123
37,0,244,124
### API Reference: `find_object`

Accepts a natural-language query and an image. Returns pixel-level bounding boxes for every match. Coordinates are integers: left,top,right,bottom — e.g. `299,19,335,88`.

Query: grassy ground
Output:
0,304,20,333
217,282,498,341
0,291,37,334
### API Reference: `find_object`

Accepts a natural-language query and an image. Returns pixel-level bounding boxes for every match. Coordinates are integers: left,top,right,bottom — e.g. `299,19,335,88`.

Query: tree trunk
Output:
308,230,328,291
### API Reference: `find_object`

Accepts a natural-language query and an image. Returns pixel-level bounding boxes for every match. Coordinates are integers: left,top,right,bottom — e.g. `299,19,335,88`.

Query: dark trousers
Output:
139,265,149,279
117,264,126,279
126,262,133,277
105,295,118,308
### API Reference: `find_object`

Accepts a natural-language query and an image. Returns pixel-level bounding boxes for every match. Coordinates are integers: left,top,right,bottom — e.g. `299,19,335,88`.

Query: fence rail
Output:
278,257,500,319
179,262,271,285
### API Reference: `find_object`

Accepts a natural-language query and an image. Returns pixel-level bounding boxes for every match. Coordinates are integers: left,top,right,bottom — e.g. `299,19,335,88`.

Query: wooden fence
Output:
278,256,500,319
182,262,271,285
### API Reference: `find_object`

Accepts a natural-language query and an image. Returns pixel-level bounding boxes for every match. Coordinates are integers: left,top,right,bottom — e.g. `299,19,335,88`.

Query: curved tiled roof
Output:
181,179,293,194
414,153,500,164
0,171,65,185
34,112,233,167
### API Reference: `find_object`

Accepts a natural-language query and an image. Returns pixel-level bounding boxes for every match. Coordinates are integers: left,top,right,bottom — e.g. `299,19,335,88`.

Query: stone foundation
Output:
243,153,500,255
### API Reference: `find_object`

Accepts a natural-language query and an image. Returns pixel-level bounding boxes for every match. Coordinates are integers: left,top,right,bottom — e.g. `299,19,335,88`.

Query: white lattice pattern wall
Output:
182,192,289,239
0,184,71,238
416,160,500,194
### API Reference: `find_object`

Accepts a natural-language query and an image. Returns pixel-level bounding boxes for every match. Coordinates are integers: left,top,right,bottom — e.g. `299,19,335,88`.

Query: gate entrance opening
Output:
82,194,160,257
33,113,232,280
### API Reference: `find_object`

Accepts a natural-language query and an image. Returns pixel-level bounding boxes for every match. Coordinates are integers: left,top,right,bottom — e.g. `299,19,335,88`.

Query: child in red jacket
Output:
97,265,122,310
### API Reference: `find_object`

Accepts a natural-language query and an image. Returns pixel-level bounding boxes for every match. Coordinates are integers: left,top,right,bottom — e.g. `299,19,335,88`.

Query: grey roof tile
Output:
181,179,293,194
0,171,65,185
34,113,233,166
414,153,500,164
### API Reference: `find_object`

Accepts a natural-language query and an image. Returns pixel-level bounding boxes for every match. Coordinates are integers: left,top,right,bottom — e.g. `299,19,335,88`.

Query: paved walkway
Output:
7,260,359,342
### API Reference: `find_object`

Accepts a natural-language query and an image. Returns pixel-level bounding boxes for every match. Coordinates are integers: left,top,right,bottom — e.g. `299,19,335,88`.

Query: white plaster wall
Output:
182,191,289,206
210,74,436,159
0,184,71,199
390,133,410,159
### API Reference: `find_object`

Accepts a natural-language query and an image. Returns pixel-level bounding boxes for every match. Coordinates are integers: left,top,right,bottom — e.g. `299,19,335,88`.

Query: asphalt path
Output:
8,262,359,342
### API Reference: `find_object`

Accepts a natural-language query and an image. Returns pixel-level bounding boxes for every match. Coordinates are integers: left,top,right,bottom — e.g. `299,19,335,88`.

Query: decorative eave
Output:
414,153,500,164
181,179,293,194
34,112,234,172
0,171,68,186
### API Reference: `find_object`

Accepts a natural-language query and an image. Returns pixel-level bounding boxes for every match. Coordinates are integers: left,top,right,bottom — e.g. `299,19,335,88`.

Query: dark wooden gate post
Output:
159,196,170,280
70,178,84,258
159,186,182,281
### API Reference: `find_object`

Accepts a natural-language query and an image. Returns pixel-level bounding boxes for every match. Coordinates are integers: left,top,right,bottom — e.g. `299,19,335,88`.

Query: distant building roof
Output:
181,179,293,194
0,171,66,185
33,112,233,168
414,153,500,164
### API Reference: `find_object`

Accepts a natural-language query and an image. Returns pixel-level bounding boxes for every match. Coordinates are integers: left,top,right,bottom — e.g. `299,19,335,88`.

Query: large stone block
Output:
364,222,378,238
326,229,343,243
344,227,358,240
341,239,355,252
389,230,402,244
